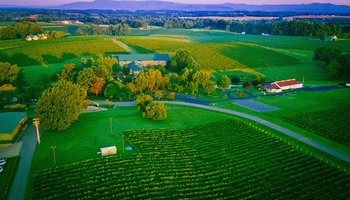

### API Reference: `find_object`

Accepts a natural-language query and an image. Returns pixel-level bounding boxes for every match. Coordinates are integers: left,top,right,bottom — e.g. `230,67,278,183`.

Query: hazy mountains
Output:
58,0,350,13
1,0,350,14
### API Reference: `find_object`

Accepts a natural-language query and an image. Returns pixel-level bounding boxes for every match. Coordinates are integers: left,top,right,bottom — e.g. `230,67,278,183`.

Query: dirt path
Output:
112,38,133,53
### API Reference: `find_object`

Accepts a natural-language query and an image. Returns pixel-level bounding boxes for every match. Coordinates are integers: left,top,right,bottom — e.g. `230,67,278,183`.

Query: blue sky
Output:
1,0,349,6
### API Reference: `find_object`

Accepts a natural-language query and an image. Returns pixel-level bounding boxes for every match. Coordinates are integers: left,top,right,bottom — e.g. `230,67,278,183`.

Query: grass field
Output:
0,36,126,66
0,157,19,200
32,119,350,199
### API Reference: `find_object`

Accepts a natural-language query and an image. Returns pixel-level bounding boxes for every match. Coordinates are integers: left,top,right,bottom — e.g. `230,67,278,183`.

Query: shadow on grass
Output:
0,52,41,66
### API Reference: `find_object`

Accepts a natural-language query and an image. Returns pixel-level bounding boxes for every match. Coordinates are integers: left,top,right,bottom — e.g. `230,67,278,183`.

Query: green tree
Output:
135,94,167,121
77,68,96,90
35,80,87,131
217,75,231,92
0,62,19,85
154,91,163,100
204,81,216,95
169,50,198,72
327,59,340,79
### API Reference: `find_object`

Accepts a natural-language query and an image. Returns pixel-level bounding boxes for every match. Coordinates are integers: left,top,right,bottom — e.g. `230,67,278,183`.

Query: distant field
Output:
0,36,126,66
118,37,300,70
40,23,84,35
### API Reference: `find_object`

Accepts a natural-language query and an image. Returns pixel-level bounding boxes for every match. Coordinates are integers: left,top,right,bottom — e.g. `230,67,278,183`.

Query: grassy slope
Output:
0,36,126,66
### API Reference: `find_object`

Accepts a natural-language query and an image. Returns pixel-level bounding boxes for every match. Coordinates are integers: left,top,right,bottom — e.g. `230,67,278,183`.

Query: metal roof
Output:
0,112,26,134
114,54,170,62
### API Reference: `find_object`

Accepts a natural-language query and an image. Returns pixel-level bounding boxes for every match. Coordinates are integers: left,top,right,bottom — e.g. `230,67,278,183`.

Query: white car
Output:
0,166,3,173
0,159,6,166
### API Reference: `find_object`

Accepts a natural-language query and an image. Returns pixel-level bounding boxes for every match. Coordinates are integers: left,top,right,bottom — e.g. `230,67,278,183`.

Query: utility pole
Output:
51,145,56,165
33,118,41,144
109,116,113,135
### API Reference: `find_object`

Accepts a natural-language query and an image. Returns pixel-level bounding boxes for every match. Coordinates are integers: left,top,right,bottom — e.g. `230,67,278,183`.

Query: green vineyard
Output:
284,104,350,147
33,119,350,199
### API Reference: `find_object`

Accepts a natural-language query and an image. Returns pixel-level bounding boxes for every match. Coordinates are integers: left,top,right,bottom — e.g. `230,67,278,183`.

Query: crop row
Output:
284,104,350,146
33,119,350,199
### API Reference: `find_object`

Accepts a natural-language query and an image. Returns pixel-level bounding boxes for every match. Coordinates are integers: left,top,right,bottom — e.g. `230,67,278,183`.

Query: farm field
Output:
25,105,234,198
254,89,350,147
32,119,350,199
118,36,301,71
0,36,127,66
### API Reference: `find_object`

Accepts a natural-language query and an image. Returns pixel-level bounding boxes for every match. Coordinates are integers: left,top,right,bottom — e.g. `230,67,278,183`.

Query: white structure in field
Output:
100,146,117,156
263,79,303,93
26,34,47,41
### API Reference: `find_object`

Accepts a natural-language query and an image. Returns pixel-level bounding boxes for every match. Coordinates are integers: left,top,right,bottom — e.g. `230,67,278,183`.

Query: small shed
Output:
100,146,117,156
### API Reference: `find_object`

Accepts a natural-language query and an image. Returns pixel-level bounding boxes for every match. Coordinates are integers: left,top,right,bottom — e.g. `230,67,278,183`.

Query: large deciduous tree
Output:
217,75,231,92
135,94,167,121
35,80,87,131
169,50,199,72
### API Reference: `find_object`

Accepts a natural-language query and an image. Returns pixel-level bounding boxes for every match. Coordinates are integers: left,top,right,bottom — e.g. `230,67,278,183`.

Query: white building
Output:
263,79,303,93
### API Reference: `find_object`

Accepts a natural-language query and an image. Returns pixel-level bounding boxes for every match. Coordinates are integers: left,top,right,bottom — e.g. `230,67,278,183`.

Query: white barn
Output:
263,79,303,93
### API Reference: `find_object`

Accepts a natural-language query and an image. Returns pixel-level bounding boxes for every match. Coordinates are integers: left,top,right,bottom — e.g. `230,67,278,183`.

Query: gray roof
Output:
0,112,26,134
128,62,142,71
115,54,170,62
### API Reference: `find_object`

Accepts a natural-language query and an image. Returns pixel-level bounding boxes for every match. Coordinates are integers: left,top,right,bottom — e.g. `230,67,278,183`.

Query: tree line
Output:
313,47,350,80
76,23,130,36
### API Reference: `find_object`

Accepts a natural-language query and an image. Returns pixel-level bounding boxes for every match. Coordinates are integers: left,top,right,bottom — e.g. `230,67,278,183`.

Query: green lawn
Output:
0,157,19,200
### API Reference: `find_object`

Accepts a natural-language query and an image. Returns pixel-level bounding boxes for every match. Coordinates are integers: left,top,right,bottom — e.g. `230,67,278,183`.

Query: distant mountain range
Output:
1,0,350,14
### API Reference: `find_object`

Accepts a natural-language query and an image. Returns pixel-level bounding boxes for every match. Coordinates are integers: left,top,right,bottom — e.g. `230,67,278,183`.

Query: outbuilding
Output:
0,112,27,141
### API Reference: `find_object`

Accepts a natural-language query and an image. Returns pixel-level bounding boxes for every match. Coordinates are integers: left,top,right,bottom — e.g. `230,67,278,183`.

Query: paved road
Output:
8,125,41,200
100,100,350,164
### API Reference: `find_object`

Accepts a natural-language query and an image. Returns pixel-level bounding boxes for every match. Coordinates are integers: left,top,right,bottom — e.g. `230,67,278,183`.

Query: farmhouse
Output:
0,112,27,141
115,54,170,68
263,79,303,93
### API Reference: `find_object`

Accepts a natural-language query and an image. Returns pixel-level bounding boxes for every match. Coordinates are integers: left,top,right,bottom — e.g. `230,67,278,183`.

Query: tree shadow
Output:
0,52,41,66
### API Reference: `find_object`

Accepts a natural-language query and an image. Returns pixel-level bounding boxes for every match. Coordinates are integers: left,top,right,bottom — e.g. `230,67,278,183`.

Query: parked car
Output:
0,158,6,166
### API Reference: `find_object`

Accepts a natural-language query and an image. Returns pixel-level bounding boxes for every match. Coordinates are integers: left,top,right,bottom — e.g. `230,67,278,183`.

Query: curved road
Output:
108,100,350,164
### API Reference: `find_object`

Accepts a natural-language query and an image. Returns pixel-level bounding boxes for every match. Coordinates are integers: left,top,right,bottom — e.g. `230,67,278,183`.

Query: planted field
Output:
0,36,126,66
284,104,350,147
118,37,300,70
33,119,350,199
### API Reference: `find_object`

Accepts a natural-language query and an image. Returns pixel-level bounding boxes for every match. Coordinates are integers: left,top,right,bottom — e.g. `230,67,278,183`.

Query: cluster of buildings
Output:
26,34,48,41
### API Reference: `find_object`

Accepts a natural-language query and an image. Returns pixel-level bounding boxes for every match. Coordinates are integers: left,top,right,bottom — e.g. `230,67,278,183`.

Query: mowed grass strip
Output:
0,36,127,66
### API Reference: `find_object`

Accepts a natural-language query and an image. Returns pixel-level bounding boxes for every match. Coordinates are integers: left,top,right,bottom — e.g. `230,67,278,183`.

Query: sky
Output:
1,0,350,6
